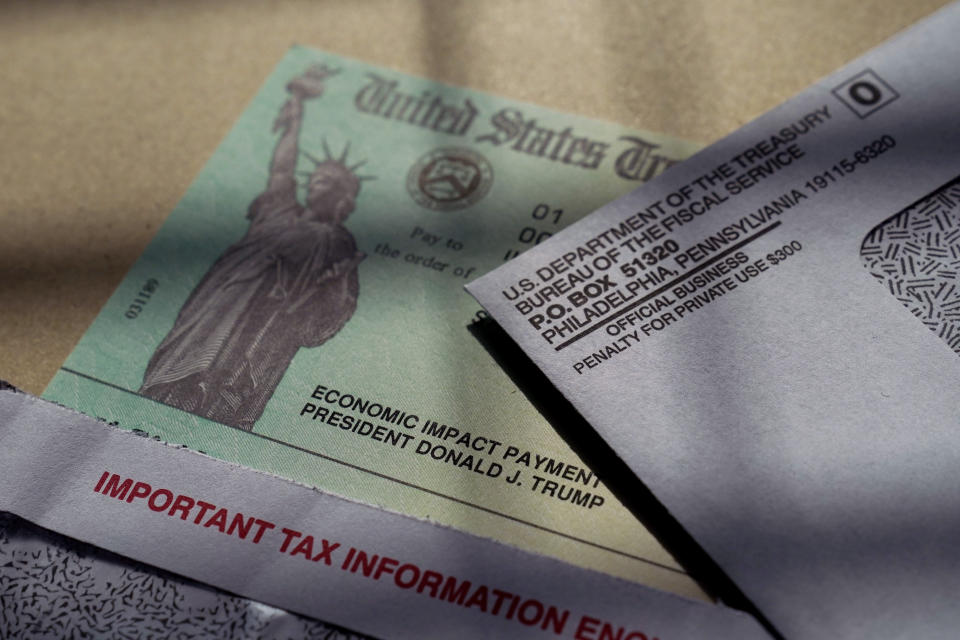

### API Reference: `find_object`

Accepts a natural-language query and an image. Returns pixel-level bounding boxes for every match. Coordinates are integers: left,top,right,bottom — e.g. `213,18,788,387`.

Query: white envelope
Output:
468,3,960,638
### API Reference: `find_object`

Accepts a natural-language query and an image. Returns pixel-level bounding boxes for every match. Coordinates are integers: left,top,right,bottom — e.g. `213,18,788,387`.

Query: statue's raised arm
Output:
266,64,340,195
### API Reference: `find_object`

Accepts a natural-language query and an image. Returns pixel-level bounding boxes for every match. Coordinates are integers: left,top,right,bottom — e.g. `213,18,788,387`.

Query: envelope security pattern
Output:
861,177,960,355
0,514,367,639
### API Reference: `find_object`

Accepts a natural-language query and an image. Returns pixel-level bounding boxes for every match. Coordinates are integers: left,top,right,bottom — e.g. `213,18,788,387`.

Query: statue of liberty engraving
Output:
140,65,368,431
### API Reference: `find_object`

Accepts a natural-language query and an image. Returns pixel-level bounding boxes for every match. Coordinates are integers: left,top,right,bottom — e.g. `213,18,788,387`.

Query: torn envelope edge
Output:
0,386,770,640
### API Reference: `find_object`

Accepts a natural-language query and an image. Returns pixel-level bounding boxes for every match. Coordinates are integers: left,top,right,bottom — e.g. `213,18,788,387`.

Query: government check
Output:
43,46,703,597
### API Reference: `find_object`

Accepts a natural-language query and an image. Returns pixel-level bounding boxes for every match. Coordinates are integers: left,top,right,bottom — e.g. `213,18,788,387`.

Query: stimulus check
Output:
43,46,703,597
468,3,960,639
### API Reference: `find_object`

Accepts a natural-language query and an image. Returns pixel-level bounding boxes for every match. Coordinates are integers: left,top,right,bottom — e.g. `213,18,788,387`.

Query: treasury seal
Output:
406,148,493,211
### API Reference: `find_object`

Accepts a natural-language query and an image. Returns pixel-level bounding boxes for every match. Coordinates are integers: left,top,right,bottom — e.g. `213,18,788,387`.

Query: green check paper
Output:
45,46,702,598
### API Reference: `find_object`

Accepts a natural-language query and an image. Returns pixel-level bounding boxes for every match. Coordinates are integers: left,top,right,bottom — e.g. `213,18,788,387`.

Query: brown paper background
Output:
0,0,950,394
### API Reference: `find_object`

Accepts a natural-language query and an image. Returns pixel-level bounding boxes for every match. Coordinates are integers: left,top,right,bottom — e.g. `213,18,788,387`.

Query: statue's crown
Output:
299,139,375,190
